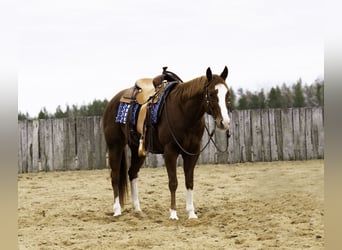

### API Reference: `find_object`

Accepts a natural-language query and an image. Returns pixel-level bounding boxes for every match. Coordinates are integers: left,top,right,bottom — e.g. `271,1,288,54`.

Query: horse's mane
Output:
174,76,208,100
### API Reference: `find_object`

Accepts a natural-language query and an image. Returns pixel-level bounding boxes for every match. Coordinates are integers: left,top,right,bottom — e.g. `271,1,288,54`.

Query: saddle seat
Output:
120,76,164,105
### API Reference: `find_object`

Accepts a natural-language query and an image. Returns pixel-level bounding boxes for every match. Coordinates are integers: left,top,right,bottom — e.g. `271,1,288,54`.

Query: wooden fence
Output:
17,107,324,173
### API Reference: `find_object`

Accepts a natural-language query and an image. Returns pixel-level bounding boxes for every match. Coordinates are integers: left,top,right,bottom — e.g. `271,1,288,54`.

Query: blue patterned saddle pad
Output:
115,81,178,125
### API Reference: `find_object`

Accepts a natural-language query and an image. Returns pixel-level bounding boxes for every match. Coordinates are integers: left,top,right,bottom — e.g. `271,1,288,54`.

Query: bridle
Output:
164,78,230,156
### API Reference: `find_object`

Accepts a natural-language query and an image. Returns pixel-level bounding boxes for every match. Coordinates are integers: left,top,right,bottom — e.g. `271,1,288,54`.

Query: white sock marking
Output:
169,209,179,220
130,178,141,211
186,189,198,219
113,196,121,216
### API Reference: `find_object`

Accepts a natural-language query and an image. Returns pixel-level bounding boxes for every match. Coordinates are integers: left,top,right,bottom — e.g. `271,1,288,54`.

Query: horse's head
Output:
204,66,231,130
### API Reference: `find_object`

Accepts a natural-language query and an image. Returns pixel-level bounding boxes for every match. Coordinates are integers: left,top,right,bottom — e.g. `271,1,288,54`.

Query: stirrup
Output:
138,137,146,157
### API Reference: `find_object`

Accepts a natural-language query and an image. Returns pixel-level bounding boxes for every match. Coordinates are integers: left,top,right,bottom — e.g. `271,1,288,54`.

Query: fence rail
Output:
18,107,324,173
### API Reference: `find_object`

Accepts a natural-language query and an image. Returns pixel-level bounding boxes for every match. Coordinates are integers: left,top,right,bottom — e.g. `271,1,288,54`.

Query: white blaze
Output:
215,83,230,129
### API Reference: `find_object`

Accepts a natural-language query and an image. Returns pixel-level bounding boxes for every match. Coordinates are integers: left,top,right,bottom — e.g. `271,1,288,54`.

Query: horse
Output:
102,66,231,220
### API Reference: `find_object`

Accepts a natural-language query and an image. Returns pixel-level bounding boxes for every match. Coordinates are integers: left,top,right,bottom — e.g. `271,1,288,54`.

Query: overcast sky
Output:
18,0,323,116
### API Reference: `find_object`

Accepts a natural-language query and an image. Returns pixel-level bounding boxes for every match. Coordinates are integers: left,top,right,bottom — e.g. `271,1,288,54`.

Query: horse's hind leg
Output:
128,145,146,212
108,146,126,217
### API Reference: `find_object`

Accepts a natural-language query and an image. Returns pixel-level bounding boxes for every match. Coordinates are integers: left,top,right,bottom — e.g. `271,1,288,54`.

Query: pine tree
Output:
267,87,282,108
293,79,305,108
38,107,49,119
237,88,248,110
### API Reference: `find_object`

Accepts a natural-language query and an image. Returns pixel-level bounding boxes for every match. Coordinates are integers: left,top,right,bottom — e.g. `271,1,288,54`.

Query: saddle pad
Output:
150,81,178,124
115,102,140,125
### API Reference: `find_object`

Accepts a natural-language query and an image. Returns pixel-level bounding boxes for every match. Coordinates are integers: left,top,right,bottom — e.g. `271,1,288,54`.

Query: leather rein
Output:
164,79,229,156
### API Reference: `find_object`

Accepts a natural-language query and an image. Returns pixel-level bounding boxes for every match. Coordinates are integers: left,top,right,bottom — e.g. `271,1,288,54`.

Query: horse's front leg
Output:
183,154,199,219
164,148,179,220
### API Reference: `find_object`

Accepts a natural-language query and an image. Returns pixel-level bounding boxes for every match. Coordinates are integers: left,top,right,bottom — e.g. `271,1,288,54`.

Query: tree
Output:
293,79,305,108
258,89,266,109
315,80,324,106
237,88,248,110
280,83,293,108
54,105,66,118
38,107,50,119
229,87,236,111
267,87,283,108
18,112,28,121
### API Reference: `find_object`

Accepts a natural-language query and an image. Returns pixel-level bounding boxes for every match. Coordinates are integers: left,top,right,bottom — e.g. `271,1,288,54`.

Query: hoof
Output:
169,209,179,220
188,211,198,219
113,211,121,217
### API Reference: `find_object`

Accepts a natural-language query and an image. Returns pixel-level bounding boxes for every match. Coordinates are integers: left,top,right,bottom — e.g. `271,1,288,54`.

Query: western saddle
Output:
119,67,182,156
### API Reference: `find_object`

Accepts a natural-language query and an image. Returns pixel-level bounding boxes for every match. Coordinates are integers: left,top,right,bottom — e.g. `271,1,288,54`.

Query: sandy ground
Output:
18,160,324,249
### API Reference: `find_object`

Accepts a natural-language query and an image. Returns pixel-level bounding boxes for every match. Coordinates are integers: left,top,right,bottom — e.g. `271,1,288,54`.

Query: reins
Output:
164,81,229,156
164,98,215,156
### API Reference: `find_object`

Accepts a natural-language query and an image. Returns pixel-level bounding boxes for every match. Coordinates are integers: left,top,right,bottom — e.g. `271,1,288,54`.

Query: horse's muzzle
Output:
216,119,230,130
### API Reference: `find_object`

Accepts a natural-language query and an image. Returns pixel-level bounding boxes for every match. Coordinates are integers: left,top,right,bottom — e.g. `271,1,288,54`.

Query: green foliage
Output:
18,111,29,121
237,78,324,110
293,79,305,108
21,99,109,120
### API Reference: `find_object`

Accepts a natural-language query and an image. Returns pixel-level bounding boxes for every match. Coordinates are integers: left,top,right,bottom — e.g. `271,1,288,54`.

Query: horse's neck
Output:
175,76,207,122
179,76,207,100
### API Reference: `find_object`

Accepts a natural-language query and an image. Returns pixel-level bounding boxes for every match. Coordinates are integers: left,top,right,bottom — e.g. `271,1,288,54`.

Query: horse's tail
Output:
119,147,128,207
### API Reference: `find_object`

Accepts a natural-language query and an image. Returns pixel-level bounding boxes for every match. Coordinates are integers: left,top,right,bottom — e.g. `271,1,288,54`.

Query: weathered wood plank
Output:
76,117,94,170
64,118,77,170
31,120,40,172
52,119,66,171
238,110,246,162
18,120,27,173
261,109,271,162
39,119,54,172
268,109,278,161
228,110,239,163
215,128,229,164
293,108,306,160
311,107,324,159
26,120,33,172
243,110,252,162
93,117,106,169
145,153,164,167
251,109,262,162
305,109,313,160
274,109,283,160
281,109,294,160
227,111,236,164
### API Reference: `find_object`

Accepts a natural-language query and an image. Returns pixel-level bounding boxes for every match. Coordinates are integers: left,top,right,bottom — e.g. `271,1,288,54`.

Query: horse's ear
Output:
206,67,213,82
220,66,228,80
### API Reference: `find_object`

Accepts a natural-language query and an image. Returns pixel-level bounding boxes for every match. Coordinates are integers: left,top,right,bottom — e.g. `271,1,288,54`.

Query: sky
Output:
18,0,324,116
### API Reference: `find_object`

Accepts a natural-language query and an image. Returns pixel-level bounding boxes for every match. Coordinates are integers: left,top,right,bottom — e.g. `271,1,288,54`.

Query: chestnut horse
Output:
102,67,231,220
